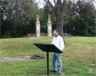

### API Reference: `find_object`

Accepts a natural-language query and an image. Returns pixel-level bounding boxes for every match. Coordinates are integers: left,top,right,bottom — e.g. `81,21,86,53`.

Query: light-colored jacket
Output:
52,35,64,51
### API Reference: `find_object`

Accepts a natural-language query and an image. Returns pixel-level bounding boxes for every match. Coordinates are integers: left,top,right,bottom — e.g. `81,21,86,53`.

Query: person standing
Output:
51,30,64,74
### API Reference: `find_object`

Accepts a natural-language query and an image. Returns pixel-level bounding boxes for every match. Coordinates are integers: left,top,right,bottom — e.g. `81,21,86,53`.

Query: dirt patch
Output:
0,55,45,62
30,55,45,60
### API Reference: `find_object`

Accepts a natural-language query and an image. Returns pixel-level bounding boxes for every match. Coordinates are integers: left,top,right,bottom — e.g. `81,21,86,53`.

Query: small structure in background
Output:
35,14,52,37
47,14,52,37
36,15,40,37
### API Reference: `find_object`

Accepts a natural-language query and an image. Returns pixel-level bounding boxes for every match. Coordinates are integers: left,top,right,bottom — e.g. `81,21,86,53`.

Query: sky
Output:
35,0,45,8
35,0,96,8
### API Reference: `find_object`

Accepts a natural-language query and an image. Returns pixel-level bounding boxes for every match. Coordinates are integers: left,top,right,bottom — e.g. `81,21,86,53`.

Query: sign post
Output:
34,43,62,76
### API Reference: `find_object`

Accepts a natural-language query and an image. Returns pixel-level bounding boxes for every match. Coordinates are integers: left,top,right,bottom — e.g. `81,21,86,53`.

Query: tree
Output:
0,0,39,37
70,0,96,35
44,0,96,36
44,0,69,35
0,0,8,35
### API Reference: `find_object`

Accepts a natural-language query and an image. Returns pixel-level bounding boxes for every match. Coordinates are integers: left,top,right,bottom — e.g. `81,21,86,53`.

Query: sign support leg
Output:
46,52,49,76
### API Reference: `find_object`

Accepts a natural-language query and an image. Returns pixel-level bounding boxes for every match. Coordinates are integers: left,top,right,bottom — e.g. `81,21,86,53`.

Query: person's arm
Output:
60,37,64,51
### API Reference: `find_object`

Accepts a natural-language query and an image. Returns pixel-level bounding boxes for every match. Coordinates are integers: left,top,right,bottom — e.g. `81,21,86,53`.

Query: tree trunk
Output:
56,17,64,35
55,0,64,35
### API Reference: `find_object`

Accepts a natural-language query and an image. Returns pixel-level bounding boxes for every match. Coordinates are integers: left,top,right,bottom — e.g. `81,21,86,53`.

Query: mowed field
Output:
0,36,96,76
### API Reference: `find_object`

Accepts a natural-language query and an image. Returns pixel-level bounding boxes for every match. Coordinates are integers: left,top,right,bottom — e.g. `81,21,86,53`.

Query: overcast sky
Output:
35,0,96,8
35,0,45,8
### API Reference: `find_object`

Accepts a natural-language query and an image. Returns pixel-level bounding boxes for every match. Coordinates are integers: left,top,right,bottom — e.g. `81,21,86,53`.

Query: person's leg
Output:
53,53,58,72
57,54,63,73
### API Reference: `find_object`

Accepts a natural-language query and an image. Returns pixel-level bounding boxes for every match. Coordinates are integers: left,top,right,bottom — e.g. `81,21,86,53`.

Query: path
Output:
0,55,45,62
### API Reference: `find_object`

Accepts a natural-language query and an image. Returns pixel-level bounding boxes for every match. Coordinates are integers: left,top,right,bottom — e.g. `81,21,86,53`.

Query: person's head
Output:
53,30,59,37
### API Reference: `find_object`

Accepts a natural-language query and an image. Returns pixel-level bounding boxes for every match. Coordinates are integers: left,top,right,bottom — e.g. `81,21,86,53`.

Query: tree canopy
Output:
44,0,96,36
0,0,96,37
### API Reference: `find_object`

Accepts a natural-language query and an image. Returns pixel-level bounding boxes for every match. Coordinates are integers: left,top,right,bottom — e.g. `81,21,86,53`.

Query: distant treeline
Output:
0,0,96,37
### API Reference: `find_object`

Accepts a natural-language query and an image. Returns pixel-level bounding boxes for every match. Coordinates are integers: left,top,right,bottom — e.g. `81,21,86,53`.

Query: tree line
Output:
0,0,96,37
0,0,39,37
44,0,96,36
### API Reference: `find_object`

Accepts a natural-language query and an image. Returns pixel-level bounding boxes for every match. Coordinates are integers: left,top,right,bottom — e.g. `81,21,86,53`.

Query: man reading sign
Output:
51,30,64,74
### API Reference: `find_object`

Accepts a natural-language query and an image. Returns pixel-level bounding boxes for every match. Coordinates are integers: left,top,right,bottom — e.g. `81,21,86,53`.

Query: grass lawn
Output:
0,36,96,76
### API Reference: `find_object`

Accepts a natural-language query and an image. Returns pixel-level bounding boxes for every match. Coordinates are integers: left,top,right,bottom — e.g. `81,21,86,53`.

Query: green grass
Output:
0,60,95,76
0,37,50,56
0,36,96,76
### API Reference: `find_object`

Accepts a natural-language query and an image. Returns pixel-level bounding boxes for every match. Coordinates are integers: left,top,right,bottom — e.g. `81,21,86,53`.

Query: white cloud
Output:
35,0,45,8
35,0,96,8
35,0,54,8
